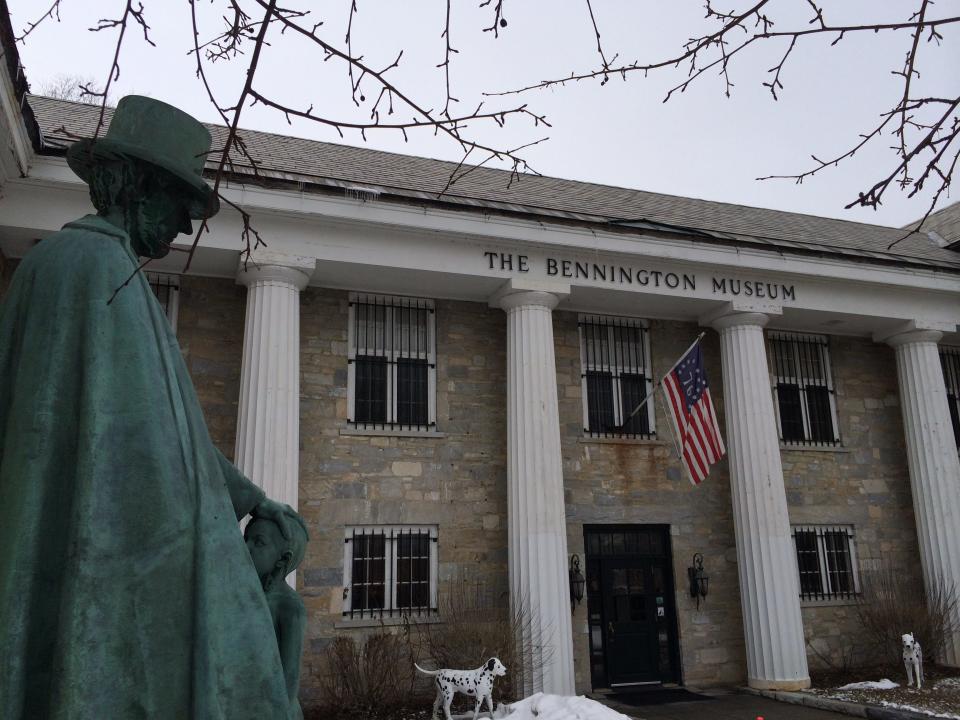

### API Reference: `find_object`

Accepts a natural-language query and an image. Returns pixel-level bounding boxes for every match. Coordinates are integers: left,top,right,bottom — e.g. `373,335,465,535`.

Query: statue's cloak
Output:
0,216,291,719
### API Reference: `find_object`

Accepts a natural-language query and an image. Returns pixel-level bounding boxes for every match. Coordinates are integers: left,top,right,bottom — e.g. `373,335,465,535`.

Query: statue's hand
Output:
251,498,309,541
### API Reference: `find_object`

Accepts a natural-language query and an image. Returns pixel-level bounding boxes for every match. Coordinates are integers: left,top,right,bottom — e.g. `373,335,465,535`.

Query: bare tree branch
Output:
84,1,155,140
14,0,63,43
183,0,279,273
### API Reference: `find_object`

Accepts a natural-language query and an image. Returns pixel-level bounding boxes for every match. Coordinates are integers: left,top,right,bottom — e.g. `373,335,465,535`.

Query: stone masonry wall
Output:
295,289,509,706
554,315,747,690
784,335,921,671
176,275,247,459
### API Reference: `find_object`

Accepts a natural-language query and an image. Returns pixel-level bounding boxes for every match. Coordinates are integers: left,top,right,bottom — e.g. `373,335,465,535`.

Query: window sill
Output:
340,427,447,439
780,444,850,454
335,614,443,629
800,596,860,609
579,437,669,447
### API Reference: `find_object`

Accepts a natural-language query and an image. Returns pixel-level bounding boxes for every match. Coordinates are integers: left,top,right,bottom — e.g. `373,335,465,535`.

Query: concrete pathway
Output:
594,689,852,720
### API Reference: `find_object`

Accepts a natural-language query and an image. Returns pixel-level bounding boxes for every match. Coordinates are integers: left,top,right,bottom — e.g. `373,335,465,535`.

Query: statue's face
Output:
129,179,194,259
245,518,285,582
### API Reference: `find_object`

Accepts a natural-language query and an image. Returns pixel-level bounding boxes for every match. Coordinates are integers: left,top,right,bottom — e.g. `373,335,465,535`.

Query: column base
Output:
748,677,811,691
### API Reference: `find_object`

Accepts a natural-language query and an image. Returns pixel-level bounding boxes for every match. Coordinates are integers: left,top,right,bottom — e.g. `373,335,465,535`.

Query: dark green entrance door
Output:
585,526,679,687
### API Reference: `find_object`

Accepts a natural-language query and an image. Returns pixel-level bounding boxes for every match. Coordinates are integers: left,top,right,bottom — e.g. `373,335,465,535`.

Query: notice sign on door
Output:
657,607,665,618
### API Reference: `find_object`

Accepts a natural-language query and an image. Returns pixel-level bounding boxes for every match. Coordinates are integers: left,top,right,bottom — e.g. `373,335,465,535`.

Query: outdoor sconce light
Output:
569,554,586,610
688,553,709,610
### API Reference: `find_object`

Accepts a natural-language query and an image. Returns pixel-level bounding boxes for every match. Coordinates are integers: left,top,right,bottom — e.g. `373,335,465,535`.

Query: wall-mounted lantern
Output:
569,554,586,610
688,553,709,610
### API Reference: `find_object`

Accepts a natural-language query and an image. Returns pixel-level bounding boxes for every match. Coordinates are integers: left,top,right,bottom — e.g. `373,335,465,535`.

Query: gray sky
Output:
9,1,959,228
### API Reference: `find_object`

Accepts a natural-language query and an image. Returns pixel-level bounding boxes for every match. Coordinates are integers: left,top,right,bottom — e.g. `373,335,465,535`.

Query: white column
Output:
235,253,313,518
710,311,810,690
498,288,575,696
886,329,960,666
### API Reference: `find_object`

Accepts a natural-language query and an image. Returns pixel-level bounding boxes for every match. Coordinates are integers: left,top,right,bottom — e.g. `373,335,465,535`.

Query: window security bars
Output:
791,525,860,601
768,332,840,447
146,272,180,333
348,294,436,431
343,526,438,619
941,347,960,449
579,315,655,439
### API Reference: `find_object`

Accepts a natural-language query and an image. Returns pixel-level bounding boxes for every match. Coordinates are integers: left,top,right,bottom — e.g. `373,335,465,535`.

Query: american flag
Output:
661,341,725,485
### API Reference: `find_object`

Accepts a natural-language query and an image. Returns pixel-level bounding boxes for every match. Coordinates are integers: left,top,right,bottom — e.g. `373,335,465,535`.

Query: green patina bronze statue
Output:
0,96,307,718
245,518,308,720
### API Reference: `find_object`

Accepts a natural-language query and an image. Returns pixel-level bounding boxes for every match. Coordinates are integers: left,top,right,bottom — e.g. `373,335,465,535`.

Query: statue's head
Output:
66,95,220,258
245,517,308,591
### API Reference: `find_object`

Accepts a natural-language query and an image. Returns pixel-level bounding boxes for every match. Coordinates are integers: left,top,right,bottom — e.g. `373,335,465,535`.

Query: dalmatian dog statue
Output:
415,657,507,720
902,633,924,689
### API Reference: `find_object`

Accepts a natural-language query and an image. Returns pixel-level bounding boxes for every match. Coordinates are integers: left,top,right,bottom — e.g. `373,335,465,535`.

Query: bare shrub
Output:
856,560,959,667
415,579,552,703
315,622,424,717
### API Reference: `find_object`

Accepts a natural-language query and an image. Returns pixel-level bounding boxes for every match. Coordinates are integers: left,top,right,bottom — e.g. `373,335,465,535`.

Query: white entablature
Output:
1,155,958,344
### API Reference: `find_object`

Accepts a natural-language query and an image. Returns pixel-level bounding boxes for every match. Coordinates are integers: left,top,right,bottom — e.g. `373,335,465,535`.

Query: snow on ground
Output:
838,679,900,690
487,693,632,720
879,700,960,720
935,677,960,690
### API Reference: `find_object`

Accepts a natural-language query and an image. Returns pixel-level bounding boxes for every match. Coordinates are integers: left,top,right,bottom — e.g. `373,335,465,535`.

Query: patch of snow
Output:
879,700,960,720
490,693,633,720
838,679,899,690
935,677,960,690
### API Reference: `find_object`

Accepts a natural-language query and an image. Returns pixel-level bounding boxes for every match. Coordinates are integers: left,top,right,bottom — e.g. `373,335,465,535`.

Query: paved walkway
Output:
595,689,851,720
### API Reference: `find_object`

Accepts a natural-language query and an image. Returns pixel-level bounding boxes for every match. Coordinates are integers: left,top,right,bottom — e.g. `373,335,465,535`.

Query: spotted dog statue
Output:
415,657,507,720
902,633,924,689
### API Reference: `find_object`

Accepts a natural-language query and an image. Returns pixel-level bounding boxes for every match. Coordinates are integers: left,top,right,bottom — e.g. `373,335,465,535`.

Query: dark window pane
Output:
620,373,650,436
355,356,387,423
794,530,822,597
778,384,805,442
587,371,615,433
824,531,854,594
396,532,431,609
397,358,429,426
806,386,835,443
351,532,386,611
948,394,960,449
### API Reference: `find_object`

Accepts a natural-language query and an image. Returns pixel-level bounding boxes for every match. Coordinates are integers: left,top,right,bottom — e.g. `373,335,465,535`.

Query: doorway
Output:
584,525,680,688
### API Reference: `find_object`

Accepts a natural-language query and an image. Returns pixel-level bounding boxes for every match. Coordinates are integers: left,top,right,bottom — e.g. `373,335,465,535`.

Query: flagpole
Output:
617,331,707,428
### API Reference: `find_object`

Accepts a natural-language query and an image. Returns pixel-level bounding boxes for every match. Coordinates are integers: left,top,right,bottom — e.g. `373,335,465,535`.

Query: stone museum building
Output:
1,42,959,702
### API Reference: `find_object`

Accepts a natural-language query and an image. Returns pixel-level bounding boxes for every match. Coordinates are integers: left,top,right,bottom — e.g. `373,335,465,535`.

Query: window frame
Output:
342,524,439,618
146,272,181,334
940,346,960,450
791,524,860,602
578,314,656,439
768,331,841,447
347,293,437,431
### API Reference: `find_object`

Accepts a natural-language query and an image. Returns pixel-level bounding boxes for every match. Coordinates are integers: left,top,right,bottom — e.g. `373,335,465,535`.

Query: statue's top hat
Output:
67,95,219,219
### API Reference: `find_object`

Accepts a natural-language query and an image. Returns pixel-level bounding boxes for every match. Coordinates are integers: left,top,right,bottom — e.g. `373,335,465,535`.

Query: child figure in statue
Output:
246,517,309,720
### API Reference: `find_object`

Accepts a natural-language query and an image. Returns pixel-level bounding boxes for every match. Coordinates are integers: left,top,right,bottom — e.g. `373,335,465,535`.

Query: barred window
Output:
768,332,840,446
342,525,438,618
348,293,436,431
146,272,180,333
941,347,960,449
792,525,860,601
579,315,654,438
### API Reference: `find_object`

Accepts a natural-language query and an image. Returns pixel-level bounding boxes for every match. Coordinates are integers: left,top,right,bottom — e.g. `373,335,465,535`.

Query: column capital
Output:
700,300,781,331
489,278,570,311
874,319,952,347
885,329,944,348
703,310,770,331
236,250,315,291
